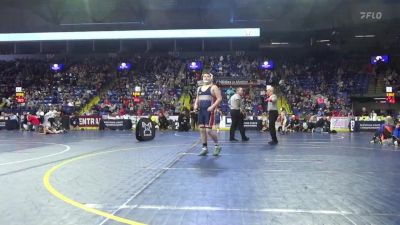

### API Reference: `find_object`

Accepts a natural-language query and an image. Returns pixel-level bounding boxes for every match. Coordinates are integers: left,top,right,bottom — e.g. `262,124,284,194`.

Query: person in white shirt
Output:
266,86,278,145
228,87,249,141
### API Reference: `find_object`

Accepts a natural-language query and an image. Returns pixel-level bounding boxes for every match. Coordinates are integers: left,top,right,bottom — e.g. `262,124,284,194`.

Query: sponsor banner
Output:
104,119,124,127
243,120,262,130
330,117,350,132
0,120,6,129
100,119,132,130
223,116,261,130
217,79,262,86
225,116,232,126
197,77,263,86
0,119,18,130
78,116,101,128
354,121,384,132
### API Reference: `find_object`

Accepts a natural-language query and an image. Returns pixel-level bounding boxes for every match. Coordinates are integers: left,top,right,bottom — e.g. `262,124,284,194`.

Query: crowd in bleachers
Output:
207,55,259,79
276,60,370,117
0,59,49,108
95,56,190,117
1,54,398,131
0,58,115,115
384,69,400,93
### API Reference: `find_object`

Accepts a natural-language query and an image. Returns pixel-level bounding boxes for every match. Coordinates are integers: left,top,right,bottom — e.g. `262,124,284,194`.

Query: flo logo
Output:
360,12,382,20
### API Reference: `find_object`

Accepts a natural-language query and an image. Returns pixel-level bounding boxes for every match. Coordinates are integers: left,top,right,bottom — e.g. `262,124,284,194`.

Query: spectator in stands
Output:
316,95,325,109
277,110,289,135
178,108,190,132
226,86,235,100
315,115,330,133
307,114,318,132
261,112,268,132
158,111,169,130
4,98,11,108
369,110,378,121
8,112,18,121
361,107,369,116
317,108,324,117
0,112,7,120
288,115,301,132
118,107,127,116
0,98,6,110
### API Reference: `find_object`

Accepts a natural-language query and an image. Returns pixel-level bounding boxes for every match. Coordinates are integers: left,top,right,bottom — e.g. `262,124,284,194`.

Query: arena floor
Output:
1,130,400,225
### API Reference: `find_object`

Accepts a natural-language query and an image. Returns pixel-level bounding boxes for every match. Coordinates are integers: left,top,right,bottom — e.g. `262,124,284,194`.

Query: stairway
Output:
278,95,293,115
79,77,119,115
367,75,385,96
79,96,100,115
178,62,186,78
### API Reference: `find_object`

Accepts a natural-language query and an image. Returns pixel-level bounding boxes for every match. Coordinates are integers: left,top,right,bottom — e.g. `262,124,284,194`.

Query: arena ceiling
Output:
0,0,398,52
0,0,398,32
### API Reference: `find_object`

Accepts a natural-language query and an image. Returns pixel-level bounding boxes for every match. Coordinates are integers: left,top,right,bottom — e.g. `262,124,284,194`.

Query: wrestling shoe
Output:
213,145,222,156
198,147,208,156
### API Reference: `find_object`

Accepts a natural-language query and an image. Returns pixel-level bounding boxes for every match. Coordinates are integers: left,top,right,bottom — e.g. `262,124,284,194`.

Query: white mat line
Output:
85,204,400,217
0,143,71,166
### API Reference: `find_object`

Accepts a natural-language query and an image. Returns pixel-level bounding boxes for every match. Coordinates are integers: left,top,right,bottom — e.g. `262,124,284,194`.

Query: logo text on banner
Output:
78,116,101,128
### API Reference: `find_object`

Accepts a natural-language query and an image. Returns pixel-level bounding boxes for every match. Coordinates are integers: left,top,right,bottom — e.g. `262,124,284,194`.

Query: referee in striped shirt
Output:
266,86,278,145
229,87,249,141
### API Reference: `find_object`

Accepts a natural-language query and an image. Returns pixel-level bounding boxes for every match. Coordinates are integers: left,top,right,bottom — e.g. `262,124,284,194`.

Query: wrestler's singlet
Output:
197,86,216,127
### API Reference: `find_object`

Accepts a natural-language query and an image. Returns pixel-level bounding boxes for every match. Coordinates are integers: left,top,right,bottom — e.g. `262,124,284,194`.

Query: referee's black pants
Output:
268,110,278,142
230,109,246,140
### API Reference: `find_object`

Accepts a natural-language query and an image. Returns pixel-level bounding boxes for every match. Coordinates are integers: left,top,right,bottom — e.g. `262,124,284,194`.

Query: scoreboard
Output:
386,87,396,104
15,87,25,104
386,92,395,104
